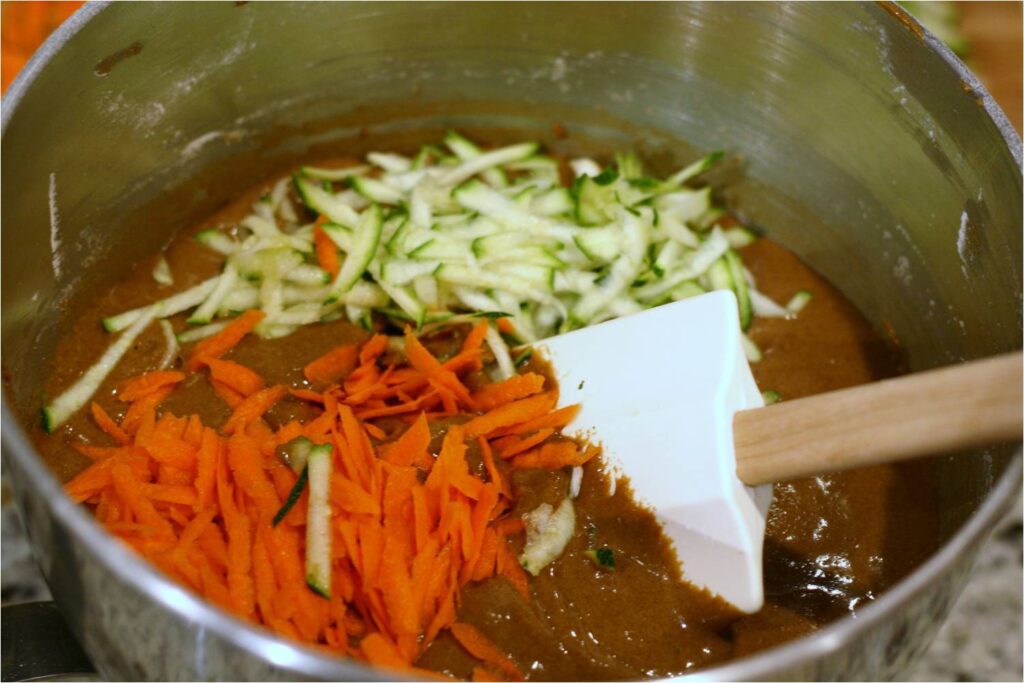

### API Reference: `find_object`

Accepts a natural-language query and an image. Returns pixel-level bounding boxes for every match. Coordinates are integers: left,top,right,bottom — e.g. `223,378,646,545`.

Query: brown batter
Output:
35,163,938,680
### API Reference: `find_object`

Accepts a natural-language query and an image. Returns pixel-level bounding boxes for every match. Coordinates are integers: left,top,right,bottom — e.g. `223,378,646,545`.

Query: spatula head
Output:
536,291,771,613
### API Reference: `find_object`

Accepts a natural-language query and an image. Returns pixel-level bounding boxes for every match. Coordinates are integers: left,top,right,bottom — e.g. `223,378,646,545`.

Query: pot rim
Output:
2,2,1021,680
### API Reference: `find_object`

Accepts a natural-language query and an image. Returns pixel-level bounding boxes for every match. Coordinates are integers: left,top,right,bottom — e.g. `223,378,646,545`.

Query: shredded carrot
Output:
462,392,557,438
303,343,359,386
359,334,389,365
144,483,198,506
404,327,476,409
289,388,325,403
511,440,595,470
90,402,130,445
117,370,185,402
497,541,530,599
110,461,175,545
477,438,509,499
458,321,490,360
363,422,387,441
65,458,115,503
184,415,204,446
496,428,555,460
223,385,287,435
73,443,129,461
503,403,580,436
203,356,265,396
120,386,175,436
66,321,599,671
187,309,265,371
472,666,503,682
379,413,431,468
450,622,523,681
330,475,381,516
314,225,341,279
496,318,515,335
194,427,219,512
472,372,545,411
227,433,281,520
360,632,408,671
491,516,525,537
210,378,246,409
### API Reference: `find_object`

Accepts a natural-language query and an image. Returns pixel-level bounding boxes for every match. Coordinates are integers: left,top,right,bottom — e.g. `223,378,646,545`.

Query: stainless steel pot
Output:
2,2,1020,680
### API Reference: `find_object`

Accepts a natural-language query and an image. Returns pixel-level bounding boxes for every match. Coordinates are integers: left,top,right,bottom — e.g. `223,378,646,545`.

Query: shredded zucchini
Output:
569,466,583,499
584,547,616,569
152,255,174,287
272,467,309,527
484,323,515,380
158,320,179,369
43,305,161,432
786,290,813,314
98,132,762,346
520,497,576,576
305,443,333,598
741,334,763,363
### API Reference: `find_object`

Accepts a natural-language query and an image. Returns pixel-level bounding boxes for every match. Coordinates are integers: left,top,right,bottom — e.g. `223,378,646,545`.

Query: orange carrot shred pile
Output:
67,323,584,675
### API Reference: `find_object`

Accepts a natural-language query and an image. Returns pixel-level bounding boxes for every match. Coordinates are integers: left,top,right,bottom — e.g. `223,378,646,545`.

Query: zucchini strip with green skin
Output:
573,211,648,322
320,223,353,252
293,173,361,227
102,278,218,332
177,319,230,344
660,150,724,190
439,142,538,187
741,334,762,363
485,323,516,380
272,467,308,527
305,443,334,598
300,164,370,181
723,250,752,331
327,204,383,299
787,290,813,314
366,152,411,173
188,263,239,325
724,226,758,249
349,176,404,205
158,320,179,369
280,436,313,473
152,256,174,286
520,497,576,575
43,304,162,432
194,229,239,255
749,289,791,318
444,130,509,188
632,229,730,302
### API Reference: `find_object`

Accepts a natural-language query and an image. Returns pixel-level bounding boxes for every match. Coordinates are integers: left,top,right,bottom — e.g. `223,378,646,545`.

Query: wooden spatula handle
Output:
734,351,1023,486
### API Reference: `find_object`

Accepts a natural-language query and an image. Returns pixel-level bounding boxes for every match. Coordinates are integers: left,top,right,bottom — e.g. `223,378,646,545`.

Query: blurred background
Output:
1,1,1021,681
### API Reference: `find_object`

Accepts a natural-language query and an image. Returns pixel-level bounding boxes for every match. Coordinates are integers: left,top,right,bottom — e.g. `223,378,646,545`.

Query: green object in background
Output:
900,1,970,57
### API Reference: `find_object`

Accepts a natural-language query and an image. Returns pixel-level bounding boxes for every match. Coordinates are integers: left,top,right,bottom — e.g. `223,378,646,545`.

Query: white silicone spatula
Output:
534,291,1023,613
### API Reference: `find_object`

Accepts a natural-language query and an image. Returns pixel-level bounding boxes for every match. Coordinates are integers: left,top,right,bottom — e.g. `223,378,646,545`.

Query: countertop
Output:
3,491,1021,680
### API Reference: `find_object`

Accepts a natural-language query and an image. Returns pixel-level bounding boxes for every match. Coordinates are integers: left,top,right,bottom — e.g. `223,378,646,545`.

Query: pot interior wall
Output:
2,0,1020,657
